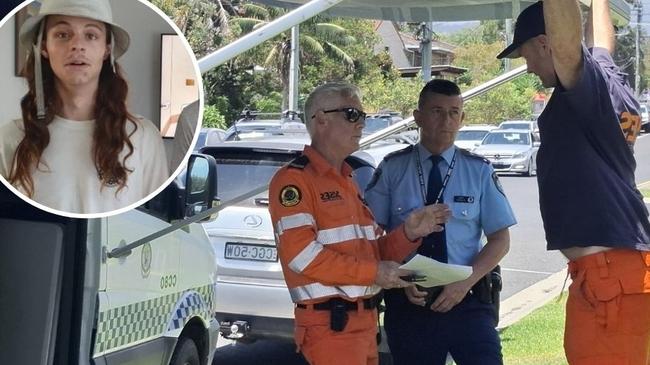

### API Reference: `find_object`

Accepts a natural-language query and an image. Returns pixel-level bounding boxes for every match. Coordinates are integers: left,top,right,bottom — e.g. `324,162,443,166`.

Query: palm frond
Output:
252,21,268,30
231,17,266,33
323,41,355,70
264,45,280,68
242,3,270,20
314,23,347,38
300,35,325,55
215,0,231,37
267,6,286,19
342,35,356,46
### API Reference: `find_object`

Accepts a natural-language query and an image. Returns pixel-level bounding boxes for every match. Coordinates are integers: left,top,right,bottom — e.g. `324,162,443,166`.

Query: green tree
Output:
613,26,646,93
232,6,356,110
450,29,543,124
202,104,227,129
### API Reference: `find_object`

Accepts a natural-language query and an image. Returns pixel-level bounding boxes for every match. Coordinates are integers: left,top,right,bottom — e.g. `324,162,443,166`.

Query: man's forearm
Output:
544,0,584,88
586,0,615,53
468,229,510,284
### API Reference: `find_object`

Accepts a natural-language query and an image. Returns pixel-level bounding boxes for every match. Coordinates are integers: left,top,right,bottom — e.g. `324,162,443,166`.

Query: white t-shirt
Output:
0,115,169,215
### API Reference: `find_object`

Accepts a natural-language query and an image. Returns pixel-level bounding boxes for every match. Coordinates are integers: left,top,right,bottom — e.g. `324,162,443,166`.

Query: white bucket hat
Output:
19,0,131,119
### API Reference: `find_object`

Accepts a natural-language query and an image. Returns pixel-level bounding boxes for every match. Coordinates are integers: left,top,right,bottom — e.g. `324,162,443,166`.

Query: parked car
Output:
473,129,540,176
497,120,538,131
454,125,497,151
198,139,376,342
223,120,307,141
194,127,226,151
362,113,403,136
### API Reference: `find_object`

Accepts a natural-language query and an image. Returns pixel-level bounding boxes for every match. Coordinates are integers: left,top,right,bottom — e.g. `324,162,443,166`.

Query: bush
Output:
202,104,227,129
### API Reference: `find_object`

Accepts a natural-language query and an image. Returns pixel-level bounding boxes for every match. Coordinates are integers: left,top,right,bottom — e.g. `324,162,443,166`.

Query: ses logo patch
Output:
320,191,342,202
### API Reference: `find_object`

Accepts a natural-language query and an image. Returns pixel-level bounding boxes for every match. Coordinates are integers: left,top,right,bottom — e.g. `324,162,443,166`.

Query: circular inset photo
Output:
0,0,203,217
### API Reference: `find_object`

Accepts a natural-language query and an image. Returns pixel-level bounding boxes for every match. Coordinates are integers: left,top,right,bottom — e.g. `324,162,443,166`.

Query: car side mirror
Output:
185,154,218,220
474,142,481,147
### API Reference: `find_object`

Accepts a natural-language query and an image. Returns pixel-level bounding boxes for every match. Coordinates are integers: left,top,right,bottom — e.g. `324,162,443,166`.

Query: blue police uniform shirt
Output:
365,143,517,266
537,46,650,251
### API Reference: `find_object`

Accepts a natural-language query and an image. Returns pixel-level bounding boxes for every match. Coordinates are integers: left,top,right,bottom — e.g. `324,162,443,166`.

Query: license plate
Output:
224,243,278,262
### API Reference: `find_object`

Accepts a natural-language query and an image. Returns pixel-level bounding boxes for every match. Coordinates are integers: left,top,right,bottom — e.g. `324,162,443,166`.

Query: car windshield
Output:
363,117,391,135
500,123,530,130
483,132,530,145
213,151,298,201
456,130,489,141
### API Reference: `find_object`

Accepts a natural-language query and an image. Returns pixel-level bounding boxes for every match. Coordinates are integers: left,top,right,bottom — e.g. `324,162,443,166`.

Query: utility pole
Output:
505,19,512,71
420,22,433,83
634,0,642,98
504,0,521,72
288,25,300,112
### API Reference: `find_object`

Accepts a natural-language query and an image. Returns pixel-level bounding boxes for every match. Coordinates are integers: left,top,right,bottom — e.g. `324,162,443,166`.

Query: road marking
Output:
501,267,555,275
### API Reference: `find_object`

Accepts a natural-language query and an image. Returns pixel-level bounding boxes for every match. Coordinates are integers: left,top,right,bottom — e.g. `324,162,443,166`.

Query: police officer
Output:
268,82,451,365
365,79,516,365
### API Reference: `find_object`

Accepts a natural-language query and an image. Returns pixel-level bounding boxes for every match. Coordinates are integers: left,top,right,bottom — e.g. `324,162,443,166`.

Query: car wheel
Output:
524,158,535,177
170,337,200,365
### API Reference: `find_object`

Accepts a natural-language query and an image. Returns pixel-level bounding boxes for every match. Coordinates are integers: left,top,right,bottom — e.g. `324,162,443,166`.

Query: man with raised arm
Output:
497,1,650,363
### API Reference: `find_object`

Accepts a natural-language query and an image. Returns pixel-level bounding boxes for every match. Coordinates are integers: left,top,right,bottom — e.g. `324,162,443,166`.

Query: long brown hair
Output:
9,25,137,197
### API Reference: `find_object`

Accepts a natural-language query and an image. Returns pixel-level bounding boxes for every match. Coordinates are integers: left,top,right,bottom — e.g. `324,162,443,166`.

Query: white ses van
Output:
0,155,219,365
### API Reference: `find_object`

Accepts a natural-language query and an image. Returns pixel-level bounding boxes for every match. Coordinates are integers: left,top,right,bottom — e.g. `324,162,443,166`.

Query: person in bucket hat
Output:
0,0,169,215
497,1,650,363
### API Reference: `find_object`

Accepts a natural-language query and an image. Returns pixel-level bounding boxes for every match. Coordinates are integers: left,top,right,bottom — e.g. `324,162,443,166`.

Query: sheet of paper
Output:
400,254,472,288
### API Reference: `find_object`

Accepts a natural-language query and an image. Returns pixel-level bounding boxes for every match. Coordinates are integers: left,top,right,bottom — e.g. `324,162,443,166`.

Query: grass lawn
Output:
500,295,568,365
640,188,650,199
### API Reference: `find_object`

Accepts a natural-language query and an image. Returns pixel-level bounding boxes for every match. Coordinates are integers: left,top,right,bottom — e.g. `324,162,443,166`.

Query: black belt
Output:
296,293,382,311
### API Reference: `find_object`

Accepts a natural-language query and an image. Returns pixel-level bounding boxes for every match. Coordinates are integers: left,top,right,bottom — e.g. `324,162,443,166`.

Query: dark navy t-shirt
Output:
537,46,650,251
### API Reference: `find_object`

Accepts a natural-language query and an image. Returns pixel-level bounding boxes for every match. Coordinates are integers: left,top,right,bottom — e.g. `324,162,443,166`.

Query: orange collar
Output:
303,145,353,177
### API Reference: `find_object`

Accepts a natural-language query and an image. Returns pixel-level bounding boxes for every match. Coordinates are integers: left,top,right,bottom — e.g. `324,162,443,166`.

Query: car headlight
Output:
512,152,526,159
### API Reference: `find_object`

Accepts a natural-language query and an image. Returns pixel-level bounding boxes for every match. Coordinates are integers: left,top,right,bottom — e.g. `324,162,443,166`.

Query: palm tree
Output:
152,0,234,57
233,3,356,110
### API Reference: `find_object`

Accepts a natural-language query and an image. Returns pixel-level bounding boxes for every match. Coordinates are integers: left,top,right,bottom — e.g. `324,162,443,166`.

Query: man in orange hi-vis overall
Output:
269,82,451,365
497,1,650,364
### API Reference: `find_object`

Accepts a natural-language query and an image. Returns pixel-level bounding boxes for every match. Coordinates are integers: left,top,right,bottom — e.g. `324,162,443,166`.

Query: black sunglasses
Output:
312,107,367,123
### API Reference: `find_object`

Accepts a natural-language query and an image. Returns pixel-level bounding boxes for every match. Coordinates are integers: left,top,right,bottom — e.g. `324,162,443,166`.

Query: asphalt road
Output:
212,133,650,365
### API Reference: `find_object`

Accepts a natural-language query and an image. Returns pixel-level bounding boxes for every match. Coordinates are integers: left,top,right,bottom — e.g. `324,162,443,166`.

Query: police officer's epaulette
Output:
288,154,310,169
459,148,490,164
383,145,414,162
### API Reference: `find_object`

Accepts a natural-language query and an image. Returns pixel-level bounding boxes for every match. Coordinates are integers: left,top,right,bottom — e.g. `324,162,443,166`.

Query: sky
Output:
435,2,650,35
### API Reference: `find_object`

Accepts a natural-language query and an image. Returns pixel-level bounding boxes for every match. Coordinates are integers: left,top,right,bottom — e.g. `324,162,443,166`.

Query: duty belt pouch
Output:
330,300,349,332
491,266,502,326
490,265,502,305
417,285,444,308
473,274,493,304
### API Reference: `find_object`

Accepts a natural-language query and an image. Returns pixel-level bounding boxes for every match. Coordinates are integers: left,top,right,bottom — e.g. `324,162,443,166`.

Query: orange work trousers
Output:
293,305,379,365
565,249,650,365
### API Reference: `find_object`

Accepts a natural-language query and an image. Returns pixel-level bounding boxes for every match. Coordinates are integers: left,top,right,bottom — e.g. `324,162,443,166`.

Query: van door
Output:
0,185,91,365
96,210,181,364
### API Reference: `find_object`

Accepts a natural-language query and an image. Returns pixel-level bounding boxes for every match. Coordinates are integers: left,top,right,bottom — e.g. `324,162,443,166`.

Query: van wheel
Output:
170,337,200,365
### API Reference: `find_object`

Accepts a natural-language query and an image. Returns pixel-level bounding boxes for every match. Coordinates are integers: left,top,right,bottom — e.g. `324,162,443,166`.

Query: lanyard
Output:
415,147,457,205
